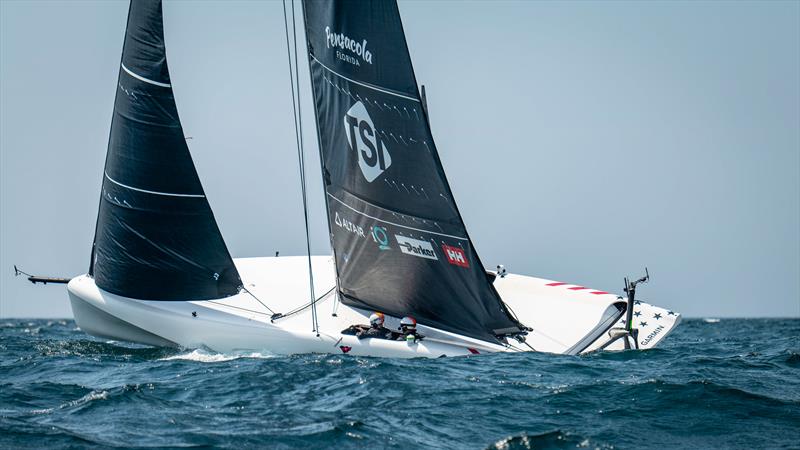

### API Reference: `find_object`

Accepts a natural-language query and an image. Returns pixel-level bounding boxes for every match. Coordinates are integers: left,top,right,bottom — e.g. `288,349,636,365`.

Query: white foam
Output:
703,318,721,323
159,349,274,363
82,390,109,402
61,390,109,409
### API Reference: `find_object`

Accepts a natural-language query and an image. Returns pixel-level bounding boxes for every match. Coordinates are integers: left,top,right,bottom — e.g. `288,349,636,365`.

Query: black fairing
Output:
89,0,241,300
302,0,523,342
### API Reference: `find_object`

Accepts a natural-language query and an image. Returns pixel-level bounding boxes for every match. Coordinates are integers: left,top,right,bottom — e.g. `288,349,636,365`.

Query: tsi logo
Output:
442,244,470,268
371,225,391,250
344,101,391,182
395,235,437,260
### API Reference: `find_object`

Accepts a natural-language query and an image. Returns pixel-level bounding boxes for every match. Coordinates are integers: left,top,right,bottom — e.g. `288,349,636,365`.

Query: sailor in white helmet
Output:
397,316,423,342
356,312,393,340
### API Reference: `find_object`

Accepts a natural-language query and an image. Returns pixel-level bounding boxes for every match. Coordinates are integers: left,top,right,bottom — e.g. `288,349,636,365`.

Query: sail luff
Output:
299,12,346,312
90,0,134,279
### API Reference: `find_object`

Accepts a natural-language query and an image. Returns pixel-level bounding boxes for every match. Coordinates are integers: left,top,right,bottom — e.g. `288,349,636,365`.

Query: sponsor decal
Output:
344,101,392,182
545,282,611,295
325,27,373,66
371,225,391,250
334,211,365,238
442,244,469,268
640,324,665,346
395,235,437,260
339,346,352,354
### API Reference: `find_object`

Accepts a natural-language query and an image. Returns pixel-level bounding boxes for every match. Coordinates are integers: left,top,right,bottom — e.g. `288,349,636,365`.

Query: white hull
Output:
68,256,680,358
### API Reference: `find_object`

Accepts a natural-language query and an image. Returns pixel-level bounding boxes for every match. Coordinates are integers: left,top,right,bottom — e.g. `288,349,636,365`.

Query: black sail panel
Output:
89,0,241,300
303,0,523,342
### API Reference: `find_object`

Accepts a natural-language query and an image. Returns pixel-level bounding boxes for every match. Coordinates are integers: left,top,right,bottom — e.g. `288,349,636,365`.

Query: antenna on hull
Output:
622,268,650,349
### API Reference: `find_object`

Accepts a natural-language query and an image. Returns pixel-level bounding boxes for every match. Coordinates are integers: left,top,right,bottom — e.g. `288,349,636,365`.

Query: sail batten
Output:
120,62,172,88
327,193,469,241
89,0,241,301
303,0,524,342
104,172,206,198
311,55,420,102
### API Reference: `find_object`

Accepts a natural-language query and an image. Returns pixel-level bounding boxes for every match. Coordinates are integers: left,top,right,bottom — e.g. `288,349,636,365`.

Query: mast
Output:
282,0,319,334
301,0,524,343
89,0,241,301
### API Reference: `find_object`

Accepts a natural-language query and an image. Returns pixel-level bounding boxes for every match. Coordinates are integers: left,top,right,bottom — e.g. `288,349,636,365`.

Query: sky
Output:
1,0,798,318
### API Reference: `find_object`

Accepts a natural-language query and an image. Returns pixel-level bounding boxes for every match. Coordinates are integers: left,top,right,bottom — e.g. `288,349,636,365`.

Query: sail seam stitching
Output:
121,63,171,88
327,193,467,241
104,172,205,198
310,55,419,103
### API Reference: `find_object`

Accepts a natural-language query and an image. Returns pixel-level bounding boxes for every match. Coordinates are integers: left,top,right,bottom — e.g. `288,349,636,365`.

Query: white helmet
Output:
369,312,385,326
400,316,417,329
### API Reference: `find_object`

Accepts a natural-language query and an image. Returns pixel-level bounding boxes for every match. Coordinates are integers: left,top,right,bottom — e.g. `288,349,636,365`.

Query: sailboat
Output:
65,0,680,357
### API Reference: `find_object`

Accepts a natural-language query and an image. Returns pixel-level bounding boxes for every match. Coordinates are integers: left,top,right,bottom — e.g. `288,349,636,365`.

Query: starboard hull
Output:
68,256,680,358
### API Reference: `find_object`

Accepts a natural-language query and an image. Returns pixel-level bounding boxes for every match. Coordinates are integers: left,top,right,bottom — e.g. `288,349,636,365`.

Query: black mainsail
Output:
302,0,524,342
88,0,241,301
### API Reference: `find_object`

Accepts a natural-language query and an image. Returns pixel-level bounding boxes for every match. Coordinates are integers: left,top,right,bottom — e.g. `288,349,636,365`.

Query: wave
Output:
703,318,721,323
158,349,275,363
549,378,799,409
487,430,613,450
60,390,109,410
784,351,800,367
3,318,799,449
31,338,174,360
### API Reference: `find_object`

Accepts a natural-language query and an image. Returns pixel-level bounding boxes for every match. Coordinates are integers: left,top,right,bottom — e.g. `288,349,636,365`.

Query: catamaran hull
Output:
68,256,680,358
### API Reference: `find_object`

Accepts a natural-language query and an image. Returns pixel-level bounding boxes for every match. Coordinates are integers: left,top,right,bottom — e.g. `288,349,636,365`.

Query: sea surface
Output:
1,318,798,449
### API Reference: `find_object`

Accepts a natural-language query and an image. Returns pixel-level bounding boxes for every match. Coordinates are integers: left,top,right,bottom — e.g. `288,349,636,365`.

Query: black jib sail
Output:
88,0,241,301
302,0,525,342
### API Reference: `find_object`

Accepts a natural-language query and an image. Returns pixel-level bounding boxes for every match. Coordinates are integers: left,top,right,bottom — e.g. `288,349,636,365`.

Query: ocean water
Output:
1,318,798,449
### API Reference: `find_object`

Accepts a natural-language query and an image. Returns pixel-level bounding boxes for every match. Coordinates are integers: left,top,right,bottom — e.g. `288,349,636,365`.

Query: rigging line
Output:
292,0,319,336
522,341,537,352
499,341,522,352
292,0,318,335
241,286,276,315
502,300,524,327
283,0,318,335
274,286,337,320
210,286,335,319
293,0,319,336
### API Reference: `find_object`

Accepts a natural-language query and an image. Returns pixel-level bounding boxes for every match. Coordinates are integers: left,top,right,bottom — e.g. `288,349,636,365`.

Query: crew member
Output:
356,312,393,340
397,316,423,342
